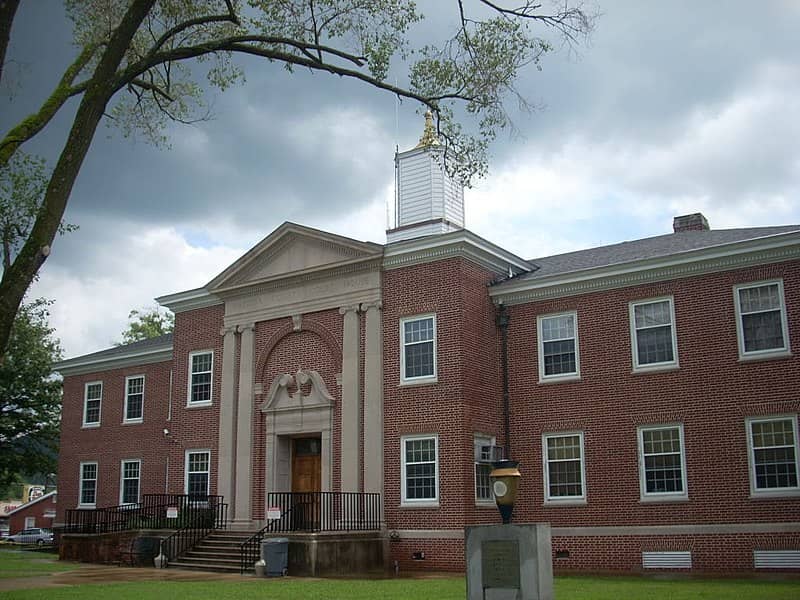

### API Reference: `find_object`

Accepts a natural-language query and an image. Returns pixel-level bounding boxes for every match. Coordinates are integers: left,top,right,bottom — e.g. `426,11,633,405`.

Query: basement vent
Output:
642,551,692,569
754,550,800,569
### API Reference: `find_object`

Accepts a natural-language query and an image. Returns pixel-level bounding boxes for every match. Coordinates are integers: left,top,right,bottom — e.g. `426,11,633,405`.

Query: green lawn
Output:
0,548,74,579
2,576,800,600
0,549,798,599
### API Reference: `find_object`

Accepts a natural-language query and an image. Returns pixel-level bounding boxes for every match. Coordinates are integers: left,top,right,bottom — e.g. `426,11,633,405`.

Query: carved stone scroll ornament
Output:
260,369,334,412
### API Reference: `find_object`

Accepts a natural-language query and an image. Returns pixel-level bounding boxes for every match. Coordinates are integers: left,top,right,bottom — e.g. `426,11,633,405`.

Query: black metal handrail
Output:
239,492,381,574
63,494,226,535
159,497,228,566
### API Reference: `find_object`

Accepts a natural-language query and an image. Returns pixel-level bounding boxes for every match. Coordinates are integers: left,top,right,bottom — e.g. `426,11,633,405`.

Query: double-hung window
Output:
747,416,799,496
400,315,437,384
188,351,213,405
474,436,496,504
185,450,211,500
734,281,790,359
401,434,438,505
120,459,141,505
83,382,102,427
124,375,144,423
543,432,585,503
79,462,98,507
637,425,687,500
630,298,678,370
538,312,580,381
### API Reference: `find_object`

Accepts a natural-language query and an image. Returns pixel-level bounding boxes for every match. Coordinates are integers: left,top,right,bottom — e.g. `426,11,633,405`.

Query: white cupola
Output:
386,111,465,243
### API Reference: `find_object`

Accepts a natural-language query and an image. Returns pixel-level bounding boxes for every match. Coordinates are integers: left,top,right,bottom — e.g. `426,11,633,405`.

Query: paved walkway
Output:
0,562,253,591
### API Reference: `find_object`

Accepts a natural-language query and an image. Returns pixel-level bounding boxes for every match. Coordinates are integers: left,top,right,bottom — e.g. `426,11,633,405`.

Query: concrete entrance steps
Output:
168,530,257,574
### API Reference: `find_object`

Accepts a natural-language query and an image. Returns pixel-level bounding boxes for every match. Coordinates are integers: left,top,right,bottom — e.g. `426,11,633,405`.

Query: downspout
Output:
496,302,511,459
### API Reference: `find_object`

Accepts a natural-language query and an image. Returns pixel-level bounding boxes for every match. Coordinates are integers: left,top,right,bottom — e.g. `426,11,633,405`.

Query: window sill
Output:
538,375,581,385
631,364,679,375
122,419,143,425
640,495,689,503
749,489,800,499
543,499,587,507
186,402,213,409
738,350,793,363
81,423,100,429
76,504,96,510
399,377,438,388
475,501,496,509
400,502,440,509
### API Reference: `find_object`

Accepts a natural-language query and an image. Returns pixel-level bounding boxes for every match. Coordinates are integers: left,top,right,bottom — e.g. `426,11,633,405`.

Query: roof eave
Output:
491,230,800,304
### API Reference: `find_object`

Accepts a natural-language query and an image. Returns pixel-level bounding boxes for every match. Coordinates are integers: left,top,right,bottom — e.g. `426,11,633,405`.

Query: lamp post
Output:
489,460,521,524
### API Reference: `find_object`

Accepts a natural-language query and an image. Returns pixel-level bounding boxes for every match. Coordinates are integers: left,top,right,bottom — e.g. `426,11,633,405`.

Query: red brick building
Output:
55,120,800,574
7,491,57,534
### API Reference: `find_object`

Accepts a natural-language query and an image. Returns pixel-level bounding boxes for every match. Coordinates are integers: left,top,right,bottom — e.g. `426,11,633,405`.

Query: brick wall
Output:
506,260,800,527
57,359,173,520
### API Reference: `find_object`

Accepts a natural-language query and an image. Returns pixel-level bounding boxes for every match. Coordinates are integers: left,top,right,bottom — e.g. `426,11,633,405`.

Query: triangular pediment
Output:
207,222,383,292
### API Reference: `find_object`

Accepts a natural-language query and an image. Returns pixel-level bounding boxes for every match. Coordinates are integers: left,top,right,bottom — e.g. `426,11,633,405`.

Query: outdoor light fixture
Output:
490,459,521,524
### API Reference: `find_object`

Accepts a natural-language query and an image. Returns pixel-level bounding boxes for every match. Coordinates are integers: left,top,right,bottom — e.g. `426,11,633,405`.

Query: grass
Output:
2,576,800,600
0,547,75,579
0,549,798,599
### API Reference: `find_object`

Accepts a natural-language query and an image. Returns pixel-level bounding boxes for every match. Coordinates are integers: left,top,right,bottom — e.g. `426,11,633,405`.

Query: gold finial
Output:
415,110,440,149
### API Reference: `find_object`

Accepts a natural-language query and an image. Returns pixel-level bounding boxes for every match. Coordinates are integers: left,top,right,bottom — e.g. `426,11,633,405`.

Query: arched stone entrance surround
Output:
260,369,335,497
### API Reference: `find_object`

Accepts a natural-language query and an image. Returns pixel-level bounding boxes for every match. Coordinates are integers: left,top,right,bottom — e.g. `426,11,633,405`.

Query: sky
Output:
2,1,799,358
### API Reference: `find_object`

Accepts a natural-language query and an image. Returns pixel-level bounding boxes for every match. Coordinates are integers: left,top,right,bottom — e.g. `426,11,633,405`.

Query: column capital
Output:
339,304,361,316
360,300,382,312
236,323,255,334
220,325,237,337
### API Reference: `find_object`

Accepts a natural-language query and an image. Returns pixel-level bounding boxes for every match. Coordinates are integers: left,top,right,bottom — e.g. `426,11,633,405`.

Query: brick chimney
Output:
673,213,710,233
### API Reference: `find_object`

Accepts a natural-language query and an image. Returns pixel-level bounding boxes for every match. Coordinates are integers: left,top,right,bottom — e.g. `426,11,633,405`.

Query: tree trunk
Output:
0,0,157,362
0,0,20,85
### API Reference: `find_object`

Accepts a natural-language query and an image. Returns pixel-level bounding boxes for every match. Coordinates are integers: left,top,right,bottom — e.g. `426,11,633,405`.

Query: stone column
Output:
361,301,384,503
339,305,361,493
217,326,238,510
233,323,255,526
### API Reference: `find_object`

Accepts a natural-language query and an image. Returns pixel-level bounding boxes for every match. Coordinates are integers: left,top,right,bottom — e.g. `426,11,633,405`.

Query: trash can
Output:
261,537,289,577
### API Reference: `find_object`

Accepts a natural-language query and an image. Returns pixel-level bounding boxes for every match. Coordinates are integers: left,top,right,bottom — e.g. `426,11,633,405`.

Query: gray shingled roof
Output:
57,333,173,366
516,225,800,281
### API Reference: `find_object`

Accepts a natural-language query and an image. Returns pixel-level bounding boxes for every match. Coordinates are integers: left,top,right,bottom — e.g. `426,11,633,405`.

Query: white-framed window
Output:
123,375,144,423
79,462,98,507
185,450,211,500
734,280,790,359
543,432,585,503
82,382,102,427
400,315,437,384
474,435,496,504
637,424,687,501
24,516,35,528
188,351,213,405
630,297,678,371
537,312,580,381
746,416,799,497
401,434,439,505
119,459,141,505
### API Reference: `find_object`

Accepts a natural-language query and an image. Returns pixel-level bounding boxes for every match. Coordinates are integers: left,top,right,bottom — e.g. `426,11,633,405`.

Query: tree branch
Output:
121,38,436,111
0,41,99,167
0,0,20,85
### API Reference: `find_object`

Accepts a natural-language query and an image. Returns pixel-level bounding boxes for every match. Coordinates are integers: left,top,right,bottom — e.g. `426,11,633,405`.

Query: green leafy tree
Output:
0,298,62,492
0,0,595,361
118,306,174,345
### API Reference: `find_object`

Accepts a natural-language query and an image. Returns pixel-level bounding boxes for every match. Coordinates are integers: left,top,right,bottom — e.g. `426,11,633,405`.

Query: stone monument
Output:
465,460,554,600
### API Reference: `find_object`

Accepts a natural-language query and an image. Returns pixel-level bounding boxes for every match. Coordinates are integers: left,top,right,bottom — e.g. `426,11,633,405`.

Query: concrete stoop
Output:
168,530,387,577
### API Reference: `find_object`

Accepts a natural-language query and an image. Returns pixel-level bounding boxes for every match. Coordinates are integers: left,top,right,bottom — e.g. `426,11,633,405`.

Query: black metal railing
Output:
239,492,381,574
158,497,228,566
63,494,227,535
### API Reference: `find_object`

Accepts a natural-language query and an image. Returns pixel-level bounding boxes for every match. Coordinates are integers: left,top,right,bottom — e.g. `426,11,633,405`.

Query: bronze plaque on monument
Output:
481,540,521,589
